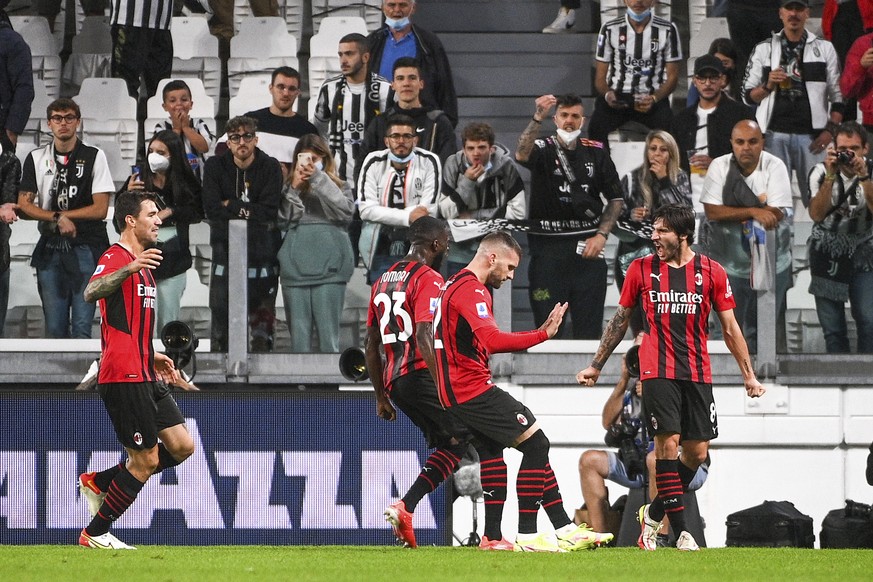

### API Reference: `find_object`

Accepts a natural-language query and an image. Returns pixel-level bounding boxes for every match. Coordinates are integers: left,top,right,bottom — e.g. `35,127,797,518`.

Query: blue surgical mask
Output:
385,16,410,31
388,151,415,164
627,8,651,23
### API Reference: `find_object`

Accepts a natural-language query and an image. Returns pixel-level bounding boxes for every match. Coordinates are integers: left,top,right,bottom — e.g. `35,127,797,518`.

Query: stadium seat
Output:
145,77,217,121
308,33,341,100
76,78,138,183
21,79,53,147
690,17,728,59
609,141,646,183
10,16,62,99
316,16,368,42
233,0,305,41
227,17,299,97
171,16,222,104
311,0,382,33
62,16,112,95
600,0,670,22
228,74,298,117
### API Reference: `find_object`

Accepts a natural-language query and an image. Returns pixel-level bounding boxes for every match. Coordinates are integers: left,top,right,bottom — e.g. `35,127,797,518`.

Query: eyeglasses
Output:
48,114,79,124
387,133,416,141
228,133,256,143
694,75,722,85
272,84,300,94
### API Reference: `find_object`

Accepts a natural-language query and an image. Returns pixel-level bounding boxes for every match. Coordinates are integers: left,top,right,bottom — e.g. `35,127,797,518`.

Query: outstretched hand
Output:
539,302,568,338
154,353,181,385
129,248,162,273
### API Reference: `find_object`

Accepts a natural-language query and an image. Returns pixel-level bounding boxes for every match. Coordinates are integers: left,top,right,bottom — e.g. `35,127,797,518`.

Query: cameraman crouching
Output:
577,335,709,538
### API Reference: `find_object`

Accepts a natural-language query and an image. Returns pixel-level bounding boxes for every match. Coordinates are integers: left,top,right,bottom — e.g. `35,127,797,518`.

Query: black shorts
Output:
642,378,718,442
98,382,186,450
446,385,537,448
390,369,470,449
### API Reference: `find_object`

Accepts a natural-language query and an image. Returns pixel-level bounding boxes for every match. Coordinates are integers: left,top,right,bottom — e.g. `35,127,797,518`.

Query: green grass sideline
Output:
2,546,873,582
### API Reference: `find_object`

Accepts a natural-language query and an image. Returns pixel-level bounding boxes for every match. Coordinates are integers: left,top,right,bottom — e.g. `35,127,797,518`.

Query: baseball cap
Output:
694,54,725,76
781,0,809,7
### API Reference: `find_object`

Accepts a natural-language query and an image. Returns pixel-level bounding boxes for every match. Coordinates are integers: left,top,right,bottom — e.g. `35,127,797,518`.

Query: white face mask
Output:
385,16,410,31
314,160,324,172
556,128,582,144
388,151,415,164
147,151,171,173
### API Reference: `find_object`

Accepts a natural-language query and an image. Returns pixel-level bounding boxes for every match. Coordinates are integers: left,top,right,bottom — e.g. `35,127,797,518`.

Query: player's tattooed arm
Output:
592,305,631,368
84,265,131,303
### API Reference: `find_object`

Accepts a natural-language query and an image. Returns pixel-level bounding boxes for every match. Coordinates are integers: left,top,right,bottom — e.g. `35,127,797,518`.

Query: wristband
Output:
531,116,542,123
52,212,61,222
596,230,609,240
823,172,837,181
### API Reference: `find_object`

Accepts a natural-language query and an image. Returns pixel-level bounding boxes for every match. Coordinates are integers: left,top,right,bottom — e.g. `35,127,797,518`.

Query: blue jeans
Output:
36,246,97,338
728,268,791,354
815,270,873,354
765,131,825,207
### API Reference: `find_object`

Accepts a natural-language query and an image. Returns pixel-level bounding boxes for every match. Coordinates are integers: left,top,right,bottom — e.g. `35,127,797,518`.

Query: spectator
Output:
357,114,440,284
367,0,458,127
823,0,873,122
614,130,691,336
0,1,34,149
742,0,844,208
202,116,282,352
700,120,794,353
359,57,456,167
673,55,754,217
0,132,19,337
312,33,394,186
806,122,873,354
277,134,355,353
516,93,623,339
726,0,781,71
437,122,526,276
841,29,873,132
152,80,215,181
119,130,203,334
109,0,174,99
588,0,682,147
687,38,742,106
542,1,580,34
17,98,113,338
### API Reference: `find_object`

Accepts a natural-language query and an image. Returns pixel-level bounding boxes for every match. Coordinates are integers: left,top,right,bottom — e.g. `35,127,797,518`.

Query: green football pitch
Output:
2,546,873,582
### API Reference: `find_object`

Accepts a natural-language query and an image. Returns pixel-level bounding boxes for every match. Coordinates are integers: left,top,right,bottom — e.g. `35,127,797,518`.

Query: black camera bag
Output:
820,504,873,549
725,500,814,548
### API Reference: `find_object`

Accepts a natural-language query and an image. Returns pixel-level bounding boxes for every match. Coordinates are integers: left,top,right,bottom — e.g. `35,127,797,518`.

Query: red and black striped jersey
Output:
366,260,443,392
434,269,547,407
91,244,157,384
620,253,735,383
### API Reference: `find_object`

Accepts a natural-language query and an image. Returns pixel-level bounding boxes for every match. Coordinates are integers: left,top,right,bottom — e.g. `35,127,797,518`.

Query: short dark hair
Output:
555,93,583,109
47,97,80,119
114,191,157,232
162,79,192,101
393,57,422,77
271,66,301,84
407,215,449,245
480,231,522,257
225,115,258,135
652,204,696,246
461,122,495,146
339,32,368,54
835,121,868,148
386,114,416,133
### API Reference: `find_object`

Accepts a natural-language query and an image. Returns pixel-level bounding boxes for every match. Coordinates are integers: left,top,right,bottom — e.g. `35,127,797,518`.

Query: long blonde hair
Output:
639,130,681,209
289,134,345,190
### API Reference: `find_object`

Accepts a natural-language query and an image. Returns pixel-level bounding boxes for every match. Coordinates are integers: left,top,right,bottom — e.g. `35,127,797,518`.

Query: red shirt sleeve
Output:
90,246,125,283
711,260,737,312
412,269,443,324
457,283,548,354
619,258,643,309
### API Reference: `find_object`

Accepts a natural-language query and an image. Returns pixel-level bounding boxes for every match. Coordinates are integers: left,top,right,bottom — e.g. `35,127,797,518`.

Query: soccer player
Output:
434,231,613,552
365,216,473,549
577,203,766,551
77,191,195,550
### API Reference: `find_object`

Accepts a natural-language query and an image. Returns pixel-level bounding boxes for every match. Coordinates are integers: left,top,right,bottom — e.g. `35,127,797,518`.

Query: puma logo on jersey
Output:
650,273,662,281
474,289,487,297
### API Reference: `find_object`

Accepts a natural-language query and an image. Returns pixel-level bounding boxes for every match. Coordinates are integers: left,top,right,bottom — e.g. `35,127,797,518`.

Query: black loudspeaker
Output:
339,347,369,382
725,500,814,548
820,500,873,549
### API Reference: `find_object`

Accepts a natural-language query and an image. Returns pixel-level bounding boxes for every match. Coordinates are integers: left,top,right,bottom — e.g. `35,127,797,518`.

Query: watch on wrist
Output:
52,212,61,222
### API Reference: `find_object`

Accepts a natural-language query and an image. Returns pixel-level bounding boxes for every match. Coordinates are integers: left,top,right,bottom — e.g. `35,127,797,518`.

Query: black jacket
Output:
0,15,33,136
671,95,754,173
367,24,458,127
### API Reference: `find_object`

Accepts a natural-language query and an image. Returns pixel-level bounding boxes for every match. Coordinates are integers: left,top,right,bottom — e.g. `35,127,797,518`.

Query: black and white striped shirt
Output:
595,14,682,95
110,0,173,30
312,73,393,183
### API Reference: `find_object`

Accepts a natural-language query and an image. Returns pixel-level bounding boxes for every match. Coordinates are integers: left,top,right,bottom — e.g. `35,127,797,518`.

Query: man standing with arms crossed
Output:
77,191,195,549
435,231,613,552
577,204,765,551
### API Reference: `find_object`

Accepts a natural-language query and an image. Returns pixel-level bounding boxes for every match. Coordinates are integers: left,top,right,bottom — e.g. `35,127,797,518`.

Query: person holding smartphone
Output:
277,134,355,352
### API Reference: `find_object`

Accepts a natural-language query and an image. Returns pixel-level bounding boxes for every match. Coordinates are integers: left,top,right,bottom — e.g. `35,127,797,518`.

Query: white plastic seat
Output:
316,16,368,44
308,33,341,99
76,78,138,177
311,1,382,33
690,17,729,58
171,16,222,103
233,0,305,41
10,16,62,99
610,141,646,179
21,79,53,147
62,16,112,94
227,74,298,118
227,17,299,97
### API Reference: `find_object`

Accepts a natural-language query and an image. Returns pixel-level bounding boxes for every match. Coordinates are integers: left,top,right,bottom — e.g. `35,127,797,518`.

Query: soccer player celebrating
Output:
366,216,472,549
77,192,195,549
434,231,613,552
577,204,766,551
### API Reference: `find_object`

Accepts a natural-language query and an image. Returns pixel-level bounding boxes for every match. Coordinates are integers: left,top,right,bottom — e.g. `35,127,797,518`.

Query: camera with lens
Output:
844,499,873,520
835,150,856,166
605,422,646,479
625,344,641,378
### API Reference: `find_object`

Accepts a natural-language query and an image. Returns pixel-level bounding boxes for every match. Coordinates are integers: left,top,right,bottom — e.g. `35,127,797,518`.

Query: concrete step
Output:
415,0,601,34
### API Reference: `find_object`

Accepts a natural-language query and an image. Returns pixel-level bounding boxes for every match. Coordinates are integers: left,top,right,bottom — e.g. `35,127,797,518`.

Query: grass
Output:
2,546,873,582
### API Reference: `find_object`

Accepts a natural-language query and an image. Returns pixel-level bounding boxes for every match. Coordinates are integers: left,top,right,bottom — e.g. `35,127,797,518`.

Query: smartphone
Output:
297,152,313,166
130,165,140,178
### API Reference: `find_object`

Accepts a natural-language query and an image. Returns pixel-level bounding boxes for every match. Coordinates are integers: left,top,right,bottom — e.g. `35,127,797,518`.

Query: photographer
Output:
577,337,709,538
807,121,873,354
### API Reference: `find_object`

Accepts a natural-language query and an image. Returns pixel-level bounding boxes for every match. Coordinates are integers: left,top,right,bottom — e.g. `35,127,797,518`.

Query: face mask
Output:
627,8,651,23
556,128,581,144
388,151,415,164
476,161,494,184
385,16,410,31
315,160,324,172
147,152,171,173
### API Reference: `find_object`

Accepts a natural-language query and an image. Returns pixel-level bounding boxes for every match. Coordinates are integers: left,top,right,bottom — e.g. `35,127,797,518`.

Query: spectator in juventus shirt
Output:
578,204,765,552
587,0,682,148
434,231,613,552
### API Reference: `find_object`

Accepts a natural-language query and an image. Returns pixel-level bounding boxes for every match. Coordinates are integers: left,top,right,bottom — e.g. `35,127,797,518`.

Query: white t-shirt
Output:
700,150,793,209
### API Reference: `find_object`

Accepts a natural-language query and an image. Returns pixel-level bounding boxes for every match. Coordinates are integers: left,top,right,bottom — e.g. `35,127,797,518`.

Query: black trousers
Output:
587,96,673,148
110,25,173,98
